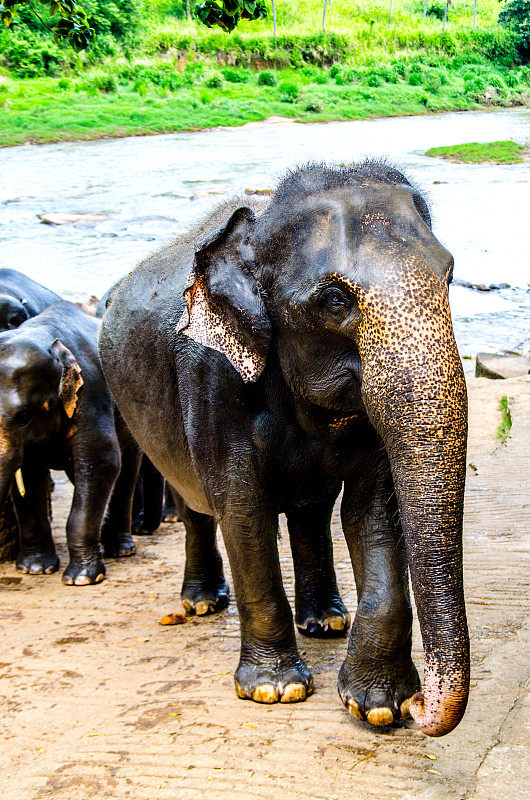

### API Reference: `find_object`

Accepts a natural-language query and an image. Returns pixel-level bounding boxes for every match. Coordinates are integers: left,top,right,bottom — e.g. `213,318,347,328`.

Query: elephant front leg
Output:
338,468,420,726
13,465,59,575
62,439,120,586
222,508,313,704
287,500,350,638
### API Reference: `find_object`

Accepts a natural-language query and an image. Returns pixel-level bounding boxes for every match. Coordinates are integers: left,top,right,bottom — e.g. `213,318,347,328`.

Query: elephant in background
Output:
0,300,138,584
0,269,61,331
100,161,469,737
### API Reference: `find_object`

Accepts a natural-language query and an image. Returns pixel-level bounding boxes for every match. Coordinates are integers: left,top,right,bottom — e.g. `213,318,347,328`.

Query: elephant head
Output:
178,162,469,737
0,333,83,503
0,294,30,331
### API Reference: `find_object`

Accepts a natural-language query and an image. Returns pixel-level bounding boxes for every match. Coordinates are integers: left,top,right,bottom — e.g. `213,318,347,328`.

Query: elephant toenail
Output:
195,600,213,616
251,684,278,703
280,684,307,703
400,698,412,719
346,698,363,720
367,707,394,726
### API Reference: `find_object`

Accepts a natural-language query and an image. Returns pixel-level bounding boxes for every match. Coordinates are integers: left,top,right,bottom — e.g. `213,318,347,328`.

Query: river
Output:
1,108,529,355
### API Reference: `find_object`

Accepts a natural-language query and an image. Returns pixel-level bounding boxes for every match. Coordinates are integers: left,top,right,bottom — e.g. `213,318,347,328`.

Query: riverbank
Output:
1,60,529,148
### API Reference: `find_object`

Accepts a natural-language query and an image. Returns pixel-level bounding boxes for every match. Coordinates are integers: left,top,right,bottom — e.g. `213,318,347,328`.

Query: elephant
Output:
0,268,61,331
99,161,469,737
0,300,138,584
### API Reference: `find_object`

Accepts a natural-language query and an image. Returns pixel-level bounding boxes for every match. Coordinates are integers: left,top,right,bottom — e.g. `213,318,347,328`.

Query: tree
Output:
0,0,94,49
499,0,530,51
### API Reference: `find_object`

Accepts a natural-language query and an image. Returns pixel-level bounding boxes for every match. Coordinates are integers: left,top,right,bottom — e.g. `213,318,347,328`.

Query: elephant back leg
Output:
101,410,141,558
0,495,19,562
132,456,164,535
12,465,59,575
173,490,229,616
286,498,350,638
338,464,420,727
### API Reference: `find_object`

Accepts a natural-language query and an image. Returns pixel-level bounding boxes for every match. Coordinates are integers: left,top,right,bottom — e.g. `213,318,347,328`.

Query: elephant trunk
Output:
357,274,469,737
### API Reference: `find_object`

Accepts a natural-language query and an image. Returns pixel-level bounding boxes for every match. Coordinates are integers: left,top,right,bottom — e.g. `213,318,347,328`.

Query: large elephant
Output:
0,301,138,583
0,268,61,331
99,161,469,737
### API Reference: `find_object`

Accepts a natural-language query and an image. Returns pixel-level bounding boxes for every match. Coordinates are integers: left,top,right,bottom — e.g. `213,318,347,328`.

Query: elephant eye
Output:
323,289,350,310
15,408,36,428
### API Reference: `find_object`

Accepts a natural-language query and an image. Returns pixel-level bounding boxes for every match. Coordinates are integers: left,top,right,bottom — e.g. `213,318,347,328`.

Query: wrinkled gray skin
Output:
0,301,138,584
100,162,469,737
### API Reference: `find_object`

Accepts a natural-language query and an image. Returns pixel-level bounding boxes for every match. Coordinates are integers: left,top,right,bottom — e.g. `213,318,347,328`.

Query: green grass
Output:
0,0,529,146
497,395,513,443
426,140,528,164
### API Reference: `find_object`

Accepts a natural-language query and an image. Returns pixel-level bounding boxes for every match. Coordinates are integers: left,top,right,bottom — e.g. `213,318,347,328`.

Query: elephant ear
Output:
177,206,272,383
50,339,84,419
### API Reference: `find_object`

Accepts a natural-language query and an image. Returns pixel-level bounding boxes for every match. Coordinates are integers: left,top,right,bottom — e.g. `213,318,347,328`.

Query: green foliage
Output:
222,66,249,81
195,0,267,32
496,395,512,443
257,69,276,85
499,0,530,52
0,0,94,50
426,140,526,163
206,73,223,87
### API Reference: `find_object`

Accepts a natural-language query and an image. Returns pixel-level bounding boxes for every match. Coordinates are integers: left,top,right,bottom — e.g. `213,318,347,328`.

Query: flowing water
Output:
1,108,529,355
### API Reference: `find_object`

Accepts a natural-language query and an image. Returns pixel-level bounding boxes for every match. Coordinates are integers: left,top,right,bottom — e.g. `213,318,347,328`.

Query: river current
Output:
1,108,529,355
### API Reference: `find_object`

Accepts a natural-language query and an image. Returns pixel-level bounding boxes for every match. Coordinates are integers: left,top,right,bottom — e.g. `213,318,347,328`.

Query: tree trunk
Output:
472,0,477,31
322,0,328,33
271,0,277,44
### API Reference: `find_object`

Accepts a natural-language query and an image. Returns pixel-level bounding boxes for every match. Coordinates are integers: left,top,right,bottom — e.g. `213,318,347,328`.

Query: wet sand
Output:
1,374,529,800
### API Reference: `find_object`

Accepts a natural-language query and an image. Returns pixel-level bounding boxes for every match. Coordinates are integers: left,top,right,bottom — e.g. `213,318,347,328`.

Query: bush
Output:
409,72,423,86
257,71,277,86
305,99,324,112
0,28,62,77
222,68,249,83
206,75,223,88
279,81,298,101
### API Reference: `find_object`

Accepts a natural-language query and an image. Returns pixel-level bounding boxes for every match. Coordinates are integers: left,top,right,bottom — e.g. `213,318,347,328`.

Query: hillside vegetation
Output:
0,0,529,146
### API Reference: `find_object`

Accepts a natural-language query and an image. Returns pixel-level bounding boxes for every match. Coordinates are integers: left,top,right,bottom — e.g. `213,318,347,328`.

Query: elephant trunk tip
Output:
409,666,469,737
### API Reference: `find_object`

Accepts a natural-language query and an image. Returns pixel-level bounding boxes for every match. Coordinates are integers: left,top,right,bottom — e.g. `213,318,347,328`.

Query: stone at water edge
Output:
475,353,530,380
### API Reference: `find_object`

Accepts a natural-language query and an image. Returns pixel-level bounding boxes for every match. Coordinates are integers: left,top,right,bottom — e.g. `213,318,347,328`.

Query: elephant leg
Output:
173,491,229,616
62,436,120,586
219,505,313,705
101,411,140,558
13,465,59,575
134,456,164,534
162,482,179,523
287,500,350,638
338,465,420,726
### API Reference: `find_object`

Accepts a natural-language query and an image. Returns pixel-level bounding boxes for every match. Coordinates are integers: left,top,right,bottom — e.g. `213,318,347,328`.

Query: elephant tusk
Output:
15,468,25,497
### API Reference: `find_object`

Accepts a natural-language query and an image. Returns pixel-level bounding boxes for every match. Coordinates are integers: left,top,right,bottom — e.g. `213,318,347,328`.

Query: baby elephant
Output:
0,301,137,584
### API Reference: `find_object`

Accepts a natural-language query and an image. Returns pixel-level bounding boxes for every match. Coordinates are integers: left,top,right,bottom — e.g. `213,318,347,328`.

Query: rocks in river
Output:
475,353,530,379
453,279,511,292
38,213,109,226
244,188,273,196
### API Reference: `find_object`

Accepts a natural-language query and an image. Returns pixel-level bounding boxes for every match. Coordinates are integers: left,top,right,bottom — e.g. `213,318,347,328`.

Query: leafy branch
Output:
0,0,94,50
195,0,268,33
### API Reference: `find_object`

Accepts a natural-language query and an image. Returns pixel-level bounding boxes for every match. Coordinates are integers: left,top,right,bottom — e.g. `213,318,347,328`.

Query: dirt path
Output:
1,376,529,800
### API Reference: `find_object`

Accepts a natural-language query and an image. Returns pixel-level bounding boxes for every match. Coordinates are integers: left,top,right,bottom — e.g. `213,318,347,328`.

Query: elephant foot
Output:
17,550,59,575
337,644,420,727
62,556,106,586
181,577,229,616
296,595,350,639
235,654,314,704
104,532,136,558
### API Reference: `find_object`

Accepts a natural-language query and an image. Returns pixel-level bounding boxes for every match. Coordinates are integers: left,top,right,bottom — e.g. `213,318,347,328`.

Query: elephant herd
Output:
1,160,470,738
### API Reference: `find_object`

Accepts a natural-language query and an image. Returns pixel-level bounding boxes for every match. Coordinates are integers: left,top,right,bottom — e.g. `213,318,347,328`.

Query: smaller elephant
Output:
0,300,137,584
0,269,61,331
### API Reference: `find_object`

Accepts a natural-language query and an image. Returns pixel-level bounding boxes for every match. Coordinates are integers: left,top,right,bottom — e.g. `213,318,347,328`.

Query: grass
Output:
497,395,512,443
426,140,528,164
0,0,529,146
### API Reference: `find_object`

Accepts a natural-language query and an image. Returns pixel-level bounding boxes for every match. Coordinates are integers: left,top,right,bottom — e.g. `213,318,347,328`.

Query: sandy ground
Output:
1,375,529,800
